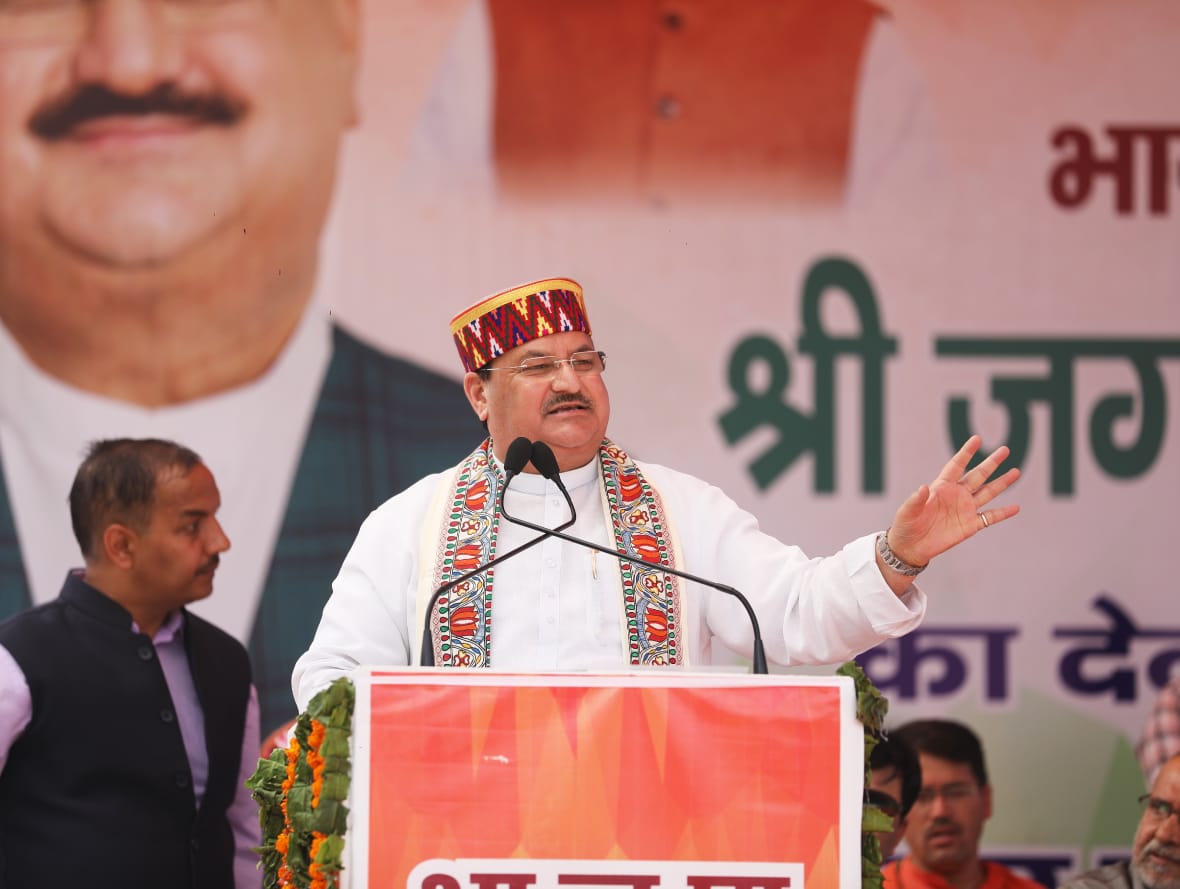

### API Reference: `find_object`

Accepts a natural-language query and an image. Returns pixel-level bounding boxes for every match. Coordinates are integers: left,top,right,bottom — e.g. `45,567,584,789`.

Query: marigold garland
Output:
837,660,893,889
248,678,354,889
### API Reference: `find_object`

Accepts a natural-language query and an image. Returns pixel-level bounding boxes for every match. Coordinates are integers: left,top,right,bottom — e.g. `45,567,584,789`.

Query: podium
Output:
346,669,865,889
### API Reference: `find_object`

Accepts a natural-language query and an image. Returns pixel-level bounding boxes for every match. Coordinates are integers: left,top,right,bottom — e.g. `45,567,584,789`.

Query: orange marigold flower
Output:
309,833,329,889
282,739,299,795
307,721,328,809
308,749,326,807
309,719,326,749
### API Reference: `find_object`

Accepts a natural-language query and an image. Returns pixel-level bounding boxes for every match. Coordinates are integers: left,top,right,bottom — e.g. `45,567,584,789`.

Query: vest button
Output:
138,645,154,661
175,772,190,788
160,708,175,724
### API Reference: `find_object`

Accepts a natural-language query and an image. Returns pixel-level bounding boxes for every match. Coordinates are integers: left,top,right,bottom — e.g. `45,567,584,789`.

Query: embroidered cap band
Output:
450,277,591,372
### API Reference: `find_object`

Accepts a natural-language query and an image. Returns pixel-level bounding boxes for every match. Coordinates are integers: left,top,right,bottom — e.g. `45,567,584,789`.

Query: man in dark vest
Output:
0,438,259,888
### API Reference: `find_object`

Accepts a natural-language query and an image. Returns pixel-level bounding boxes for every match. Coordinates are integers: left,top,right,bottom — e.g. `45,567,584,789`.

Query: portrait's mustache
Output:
199,554,221,574
29,83,246,142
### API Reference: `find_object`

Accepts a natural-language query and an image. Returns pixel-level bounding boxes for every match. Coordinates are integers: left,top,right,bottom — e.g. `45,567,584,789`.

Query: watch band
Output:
876,529,927,577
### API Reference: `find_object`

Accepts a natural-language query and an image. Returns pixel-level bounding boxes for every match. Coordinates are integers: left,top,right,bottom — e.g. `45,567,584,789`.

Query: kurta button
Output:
137,645,154,661
175,772,190,788
191,838,200,851
655,95,682,119
160,708,175,724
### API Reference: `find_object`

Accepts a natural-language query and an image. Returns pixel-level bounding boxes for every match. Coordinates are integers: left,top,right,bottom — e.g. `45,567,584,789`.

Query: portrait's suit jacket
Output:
0,326,478,731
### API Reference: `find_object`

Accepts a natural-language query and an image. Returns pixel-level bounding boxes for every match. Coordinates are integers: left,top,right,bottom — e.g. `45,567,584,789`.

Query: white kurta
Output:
292,452,926,710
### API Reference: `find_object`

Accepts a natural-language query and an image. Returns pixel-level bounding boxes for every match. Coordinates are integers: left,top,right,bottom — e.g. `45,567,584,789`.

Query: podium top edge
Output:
353,666,854,690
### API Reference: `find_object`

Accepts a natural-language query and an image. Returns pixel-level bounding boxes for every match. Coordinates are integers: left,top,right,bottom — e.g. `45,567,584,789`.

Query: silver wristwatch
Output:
875,530,926,577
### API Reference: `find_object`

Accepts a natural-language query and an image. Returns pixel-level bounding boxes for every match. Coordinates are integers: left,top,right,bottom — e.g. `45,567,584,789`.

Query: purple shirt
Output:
0,609,262,888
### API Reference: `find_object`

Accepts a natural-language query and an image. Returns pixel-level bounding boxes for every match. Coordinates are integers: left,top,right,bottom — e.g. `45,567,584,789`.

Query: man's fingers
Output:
961,444,1014,490
973,465,1021,505
937,435,982,483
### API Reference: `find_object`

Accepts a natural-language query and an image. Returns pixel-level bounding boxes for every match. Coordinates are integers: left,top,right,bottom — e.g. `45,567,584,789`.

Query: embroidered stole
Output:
419,438,683,667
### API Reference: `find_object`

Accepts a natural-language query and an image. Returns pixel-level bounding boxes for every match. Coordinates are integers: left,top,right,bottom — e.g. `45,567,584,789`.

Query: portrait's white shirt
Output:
0,294,332,642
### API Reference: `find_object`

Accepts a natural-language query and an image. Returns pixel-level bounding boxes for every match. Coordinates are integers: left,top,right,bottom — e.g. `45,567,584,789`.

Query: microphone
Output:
528,440,576,524
419,437,574,667
503,435,533,487
501,444,769,674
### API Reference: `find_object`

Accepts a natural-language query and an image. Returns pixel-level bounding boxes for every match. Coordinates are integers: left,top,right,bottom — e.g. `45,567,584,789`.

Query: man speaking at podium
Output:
293,277,1019,706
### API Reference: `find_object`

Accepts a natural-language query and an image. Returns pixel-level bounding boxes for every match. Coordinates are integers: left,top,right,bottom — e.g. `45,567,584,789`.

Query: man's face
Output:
870,766,907,860
1133,758,1180,889
466,331,611,472
0,0,357,271
130,462,230,610
903,754,992,877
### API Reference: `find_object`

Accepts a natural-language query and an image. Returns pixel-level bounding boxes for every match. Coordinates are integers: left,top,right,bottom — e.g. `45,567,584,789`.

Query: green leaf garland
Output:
247,677,355,889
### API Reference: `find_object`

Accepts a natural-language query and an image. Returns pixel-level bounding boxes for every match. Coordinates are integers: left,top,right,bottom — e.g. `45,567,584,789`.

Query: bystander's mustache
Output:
198,555,221,575
924,816,960,838
30,83,246,142
1143,839,1180,865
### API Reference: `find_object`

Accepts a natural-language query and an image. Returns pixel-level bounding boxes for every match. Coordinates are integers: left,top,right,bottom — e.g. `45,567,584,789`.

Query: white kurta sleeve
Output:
290,474,441,711
640,462,925,667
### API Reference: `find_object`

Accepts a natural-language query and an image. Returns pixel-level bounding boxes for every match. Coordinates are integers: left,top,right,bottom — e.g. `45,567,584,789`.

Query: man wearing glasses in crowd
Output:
870,733,923,860
883,719,1042,889
1060,753,1180,889
292,277,1021,706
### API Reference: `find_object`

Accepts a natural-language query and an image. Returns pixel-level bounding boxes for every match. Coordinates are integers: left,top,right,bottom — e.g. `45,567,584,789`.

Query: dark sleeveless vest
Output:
0,573,251,889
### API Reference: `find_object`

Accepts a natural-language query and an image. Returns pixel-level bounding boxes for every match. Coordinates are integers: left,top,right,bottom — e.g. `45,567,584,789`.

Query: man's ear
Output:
463,372,490,423
102,524,136,571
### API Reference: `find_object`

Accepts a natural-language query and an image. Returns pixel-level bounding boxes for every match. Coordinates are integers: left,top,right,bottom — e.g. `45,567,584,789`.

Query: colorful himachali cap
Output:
449,277,592,372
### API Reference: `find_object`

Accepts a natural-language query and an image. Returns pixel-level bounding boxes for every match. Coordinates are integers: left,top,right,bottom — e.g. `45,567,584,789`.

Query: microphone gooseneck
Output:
527,440,576,524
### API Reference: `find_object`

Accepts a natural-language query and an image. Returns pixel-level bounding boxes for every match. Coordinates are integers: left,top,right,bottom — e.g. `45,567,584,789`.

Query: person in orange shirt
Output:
882,719,1042,889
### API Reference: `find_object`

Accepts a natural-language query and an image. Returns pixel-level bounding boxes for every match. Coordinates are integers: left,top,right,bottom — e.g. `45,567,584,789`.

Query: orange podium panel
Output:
348,670,863,889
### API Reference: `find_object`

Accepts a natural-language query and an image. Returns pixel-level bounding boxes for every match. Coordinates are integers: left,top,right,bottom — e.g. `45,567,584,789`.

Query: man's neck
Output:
82,568,170,639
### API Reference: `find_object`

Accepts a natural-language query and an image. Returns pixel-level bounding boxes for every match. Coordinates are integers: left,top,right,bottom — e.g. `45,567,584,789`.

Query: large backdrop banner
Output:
311,1,1178,878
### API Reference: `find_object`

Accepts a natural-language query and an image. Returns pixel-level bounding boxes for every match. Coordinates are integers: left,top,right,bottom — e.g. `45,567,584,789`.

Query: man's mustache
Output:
30,83,246,141
543,394,592,413
198,554,221,575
